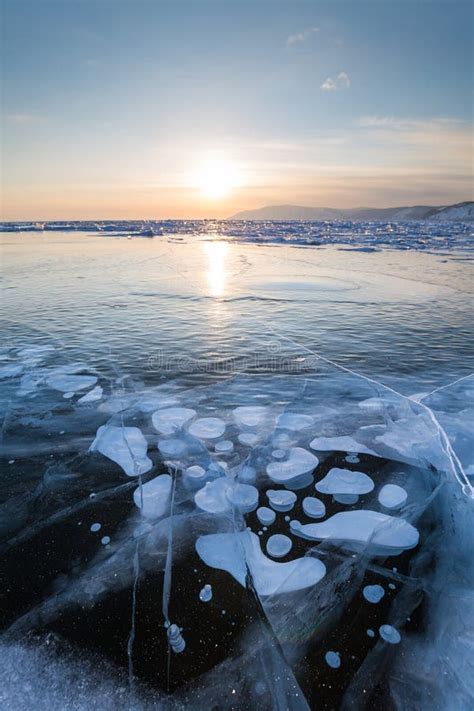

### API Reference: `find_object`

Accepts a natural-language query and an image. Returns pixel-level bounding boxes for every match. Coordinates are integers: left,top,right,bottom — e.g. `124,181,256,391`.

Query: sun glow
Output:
194,157,241,200
204,241,228,296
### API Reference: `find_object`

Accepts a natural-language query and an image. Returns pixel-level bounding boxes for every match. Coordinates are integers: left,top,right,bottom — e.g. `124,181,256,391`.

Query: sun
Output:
194,157,241,200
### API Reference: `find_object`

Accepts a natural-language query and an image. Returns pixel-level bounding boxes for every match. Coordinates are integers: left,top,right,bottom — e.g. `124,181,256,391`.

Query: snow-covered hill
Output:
230,201,474,221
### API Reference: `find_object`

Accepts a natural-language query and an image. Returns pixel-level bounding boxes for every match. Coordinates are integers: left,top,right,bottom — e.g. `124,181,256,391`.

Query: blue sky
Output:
1,0,472,219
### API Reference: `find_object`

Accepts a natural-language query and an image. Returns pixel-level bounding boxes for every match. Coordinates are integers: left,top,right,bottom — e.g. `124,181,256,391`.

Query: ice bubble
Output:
266,447,318,484
233,406,267,428
309,436,378,456
195,479,258,514
183,465,207,489
63,392,75,399
195,530,326,596
90,523,101,533
226,483,259,513
188,417,226,439
238,433,259,446
367,629,375,638
388,583,396,590
90,425,152,477
379,624,401,644
158,438,188,458
290,510,419,555
345,454,360,464
333,493,359,505
267,489,297,512
237,465,256,484
78,385,103,403
167,624,186,653
266,534,292,558
257,507,276,525
315,468,374,495
378,484,408,510
363,584,385,603
101,536,111,545
152,407,196,435
285,472,314,490
325,651,341,669
277,413,314,430
46,374,98,393
215,439,234,453
133,474,172,519
195,479,231,514
302,496,326,519
199,584,213,602
272,449,286,459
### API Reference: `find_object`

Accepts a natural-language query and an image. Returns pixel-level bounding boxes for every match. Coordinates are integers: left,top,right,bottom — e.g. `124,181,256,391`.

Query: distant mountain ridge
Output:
230,201,474,222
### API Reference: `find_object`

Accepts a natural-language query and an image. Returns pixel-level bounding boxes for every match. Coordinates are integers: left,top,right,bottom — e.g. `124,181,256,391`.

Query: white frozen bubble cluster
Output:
266,534,292,559
183,465,207,488
272,449,286,459
325,651,341,669
152,407,196,435
46,374,97,394
196,530,326,596
214,439,234,453
290,510,419,555
277,413,314,431
379,624,401,644
158,438,188,459
233,406,268,428
316,468,374,496
133,474,172,519
188,417,226,439
194,478,258,514
199,584,213,602
267,489,297,512
363,584,385,604
302,496,326,519
238,433,259,446
378,484,408,510
90,425,152,477
310,435,378,457
266,447,319,484
257,507,276,526
78,385,103,403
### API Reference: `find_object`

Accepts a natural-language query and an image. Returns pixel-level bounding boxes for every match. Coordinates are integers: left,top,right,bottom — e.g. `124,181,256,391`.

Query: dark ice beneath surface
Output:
0,346,473,711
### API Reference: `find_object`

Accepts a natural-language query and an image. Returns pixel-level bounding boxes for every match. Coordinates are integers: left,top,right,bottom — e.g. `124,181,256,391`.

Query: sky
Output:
1,0,473,220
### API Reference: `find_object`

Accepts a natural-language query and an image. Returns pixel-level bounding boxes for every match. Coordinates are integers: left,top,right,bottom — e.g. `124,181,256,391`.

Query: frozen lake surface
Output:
0,224,473,709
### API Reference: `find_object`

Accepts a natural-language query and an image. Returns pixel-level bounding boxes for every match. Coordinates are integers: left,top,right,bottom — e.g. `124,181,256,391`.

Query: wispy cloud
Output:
358,116,466,131
286,26,319,46
321,72,350,91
